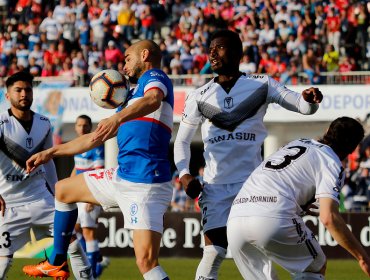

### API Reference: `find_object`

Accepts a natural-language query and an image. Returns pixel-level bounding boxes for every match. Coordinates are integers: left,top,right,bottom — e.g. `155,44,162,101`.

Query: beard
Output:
12,99,32,111
127,64,143,84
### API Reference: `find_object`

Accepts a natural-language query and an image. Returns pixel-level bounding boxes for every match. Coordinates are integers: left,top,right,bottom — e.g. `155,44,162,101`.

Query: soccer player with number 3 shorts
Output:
0,72,93,280
228,117,370,279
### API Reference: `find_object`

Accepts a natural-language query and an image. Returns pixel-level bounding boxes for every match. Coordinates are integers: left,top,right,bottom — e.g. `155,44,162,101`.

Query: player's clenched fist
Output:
180,174,203,199
302,87,323,104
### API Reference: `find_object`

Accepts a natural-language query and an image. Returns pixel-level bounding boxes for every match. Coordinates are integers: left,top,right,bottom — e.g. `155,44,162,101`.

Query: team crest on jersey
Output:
224,97,233,109
26,137,33,149
130,203,138,216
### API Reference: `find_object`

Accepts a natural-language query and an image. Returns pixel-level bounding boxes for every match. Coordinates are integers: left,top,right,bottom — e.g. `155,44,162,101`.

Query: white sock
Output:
68,239,95,280
143,266,169,280
0,257,12,280
195,245,227,280
86,240,99,253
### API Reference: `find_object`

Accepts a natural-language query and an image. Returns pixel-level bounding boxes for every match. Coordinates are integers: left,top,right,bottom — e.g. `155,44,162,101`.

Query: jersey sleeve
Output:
315,160,343,204
43,122,54,149
266,76,319,115
181,90,202,126
144,71,168,97
92,145,105,169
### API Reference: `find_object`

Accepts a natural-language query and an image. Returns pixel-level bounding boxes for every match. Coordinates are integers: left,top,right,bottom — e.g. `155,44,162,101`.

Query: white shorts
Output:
227,216,326,279
83,168,172,234
76,203,102,228
0,197,54,256
199,182,243,232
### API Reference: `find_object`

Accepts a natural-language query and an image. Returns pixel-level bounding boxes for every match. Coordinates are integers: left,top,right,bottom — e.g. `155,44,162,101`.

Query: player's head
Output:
208,29,243,75
75,115,92,136
5,71,34,111
124,40,162,84
319,117,364,160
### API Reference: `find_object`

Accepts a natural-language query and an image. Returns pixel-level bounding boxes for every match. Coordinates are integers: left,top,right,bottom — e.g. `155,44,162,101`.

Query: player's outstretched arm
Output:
320,197,370,276
26,133,103,173
93,89,163,141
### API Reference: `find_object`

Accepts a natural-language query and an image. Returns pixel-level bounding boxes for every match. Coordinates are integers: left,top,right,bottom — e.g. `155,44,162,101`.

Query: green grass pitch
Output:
11,258,365,279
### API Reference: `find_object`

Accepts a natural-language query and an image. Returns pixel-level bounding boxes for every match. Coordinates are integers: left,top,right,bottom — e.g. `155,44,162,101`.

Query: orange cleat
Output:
23,259,70,280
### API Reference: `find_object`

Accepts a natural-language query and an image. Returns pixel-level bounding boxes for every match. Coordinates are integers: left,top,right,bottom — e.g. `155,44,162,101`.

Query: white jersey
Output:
229,139,343,219
0,109,53,207
180,74,319,184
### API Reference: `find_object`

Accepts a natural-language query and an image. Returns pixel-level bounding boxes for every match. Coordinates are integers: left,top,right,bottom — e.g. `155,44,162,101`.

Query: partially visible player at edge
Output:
23,39,174,280
174,29,323,280
0,71,93,280
72,115,109,278
228,117,370,279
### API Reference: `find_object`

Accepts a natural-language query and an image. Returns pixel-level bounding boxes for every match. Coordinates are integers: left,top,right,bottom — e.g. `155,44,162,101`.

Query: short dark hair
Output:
77,115,92,126
210,29,243,58
320,117,364,157
6,71,34,89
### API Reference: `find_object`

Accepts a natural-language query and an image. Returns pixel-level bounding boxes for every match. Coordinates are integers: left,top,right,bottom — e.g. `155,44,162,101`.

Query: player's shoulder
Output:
192,78,214,96
241,73,270,83
142,68,169,82
33,111,51,124
0,110,9,121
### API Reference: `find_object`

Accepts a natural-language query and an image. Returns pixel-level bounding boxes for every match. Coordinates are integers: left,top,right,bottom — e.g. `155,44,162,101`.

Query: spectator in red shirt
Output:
104,40,124,66
43,43,57,65
339,56,356,82
140,5,155,40
326,7,341,52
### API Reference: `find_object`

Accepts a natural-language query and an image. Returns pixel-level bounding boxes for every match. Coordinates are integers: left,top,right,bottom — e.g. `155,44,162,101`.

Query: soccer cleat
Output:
23,259,70,280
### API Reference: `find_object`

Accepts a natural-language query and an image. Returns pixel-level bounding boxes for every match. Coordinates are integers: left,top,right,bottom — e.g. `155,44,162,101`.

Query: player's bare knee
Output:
55,180,69,202
135,255,158,274
0,257,13,280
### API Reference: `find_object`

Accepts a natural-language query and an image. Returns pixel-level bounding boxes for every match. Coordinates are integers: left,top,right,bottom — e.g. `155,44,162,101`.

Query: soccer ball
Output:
89,69,130,109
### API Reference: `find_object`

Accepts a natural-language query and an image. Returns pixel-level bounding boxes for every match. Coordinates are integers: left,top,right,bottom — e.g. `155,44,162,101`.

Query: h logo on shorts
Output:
131,217,138,224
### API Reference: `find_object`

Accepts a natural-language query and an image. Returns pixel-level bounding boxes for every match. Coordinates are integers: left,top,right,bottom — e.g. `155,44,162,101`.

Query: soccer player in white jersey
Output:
228,117,370,279
174,29,323,280
0,71,93,280
23,40,174,280
72,115,108,278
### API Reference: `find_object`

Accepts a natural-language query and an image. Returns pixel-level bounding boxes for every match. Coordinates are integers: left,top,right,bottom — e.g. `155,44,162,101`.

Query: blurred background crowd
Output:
0,0,369,87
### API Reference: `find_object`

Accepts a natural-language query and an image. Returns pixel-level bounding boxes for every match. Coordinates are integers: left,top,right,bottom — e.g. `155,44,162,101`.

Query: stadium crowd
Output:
0,0,369,87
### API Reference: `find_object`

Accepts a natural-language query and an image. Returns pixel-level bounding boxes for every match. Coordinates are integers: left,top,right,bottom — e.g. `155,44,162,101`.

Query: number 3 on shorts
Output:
0,232,11,248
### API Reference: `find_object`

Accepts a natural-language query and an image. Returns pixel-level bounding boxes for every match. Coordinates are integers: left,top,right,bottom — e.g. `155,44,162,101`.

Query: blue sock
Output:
86,240,100,277
49,204,78,266
86,251,99,277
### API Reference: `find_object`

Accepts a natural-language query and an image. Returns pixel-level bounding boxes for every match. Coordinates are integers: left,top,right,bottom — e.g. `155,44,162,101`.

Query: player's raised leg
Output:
23,174,100,279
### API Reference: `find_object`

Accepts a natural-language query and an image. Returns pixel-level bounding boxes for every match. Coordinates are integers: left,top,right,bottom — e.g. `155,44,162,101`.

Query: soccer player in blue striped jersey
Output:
23,40,173,280
72,115,106,278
